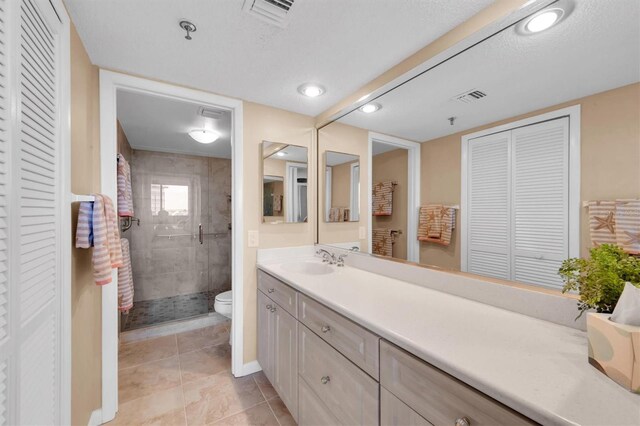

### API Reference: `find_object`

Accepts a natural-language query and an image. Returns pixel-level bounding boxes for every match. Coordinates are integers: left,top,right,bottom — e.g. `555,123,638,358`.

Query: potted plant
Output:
559,244,640,393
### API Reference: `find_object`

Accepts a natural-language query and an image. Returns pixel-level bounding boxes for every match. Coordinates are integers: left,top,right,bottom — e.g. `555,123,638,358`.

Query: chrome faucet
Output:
316,249,336,265
336,254,347,267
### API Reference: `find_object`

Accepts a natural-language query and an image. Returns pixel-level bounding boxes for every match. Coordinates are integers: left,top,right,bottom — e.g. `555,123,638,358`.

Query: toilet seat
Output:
215,290,232,304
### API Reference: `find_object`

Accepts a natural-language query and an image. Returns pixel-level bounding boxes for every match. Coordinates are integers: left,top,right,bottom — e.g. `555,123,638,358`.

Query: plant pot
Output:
587,312,640,393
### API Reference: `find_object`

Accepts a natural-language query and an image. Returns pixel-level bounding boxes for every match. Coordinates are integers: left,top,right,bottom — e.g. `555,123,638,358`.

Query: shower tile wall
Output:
129,150,231,304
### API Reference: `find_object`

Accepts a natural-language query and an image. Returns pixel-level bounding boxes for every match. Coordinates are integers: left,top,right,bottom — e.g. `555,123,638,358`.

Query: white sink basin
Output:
281,261,334,275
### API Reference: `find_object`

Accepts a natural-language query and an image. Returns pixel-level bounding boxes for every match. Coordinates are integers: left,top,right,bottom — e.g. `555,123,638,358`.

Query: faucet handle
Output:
337,254,347,266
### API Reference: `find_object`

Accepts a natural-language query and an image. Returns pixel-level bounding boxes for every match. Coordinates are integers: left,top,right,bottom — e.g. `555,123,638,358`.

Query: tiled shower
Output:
121,150,231,331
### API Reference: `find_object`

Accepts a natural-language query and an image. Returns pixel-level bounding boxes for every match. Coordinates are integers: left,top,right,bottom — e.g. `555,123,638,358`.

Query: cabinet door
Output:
381,387,432,426
273,304,298,421
257,291,274,380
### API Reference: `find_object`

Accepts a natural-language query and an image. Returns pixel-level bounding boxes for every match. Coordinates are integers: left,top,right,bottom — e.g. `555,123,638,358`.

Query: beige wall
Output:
318,122,370,247
420,83,640,269
373,149,409,260
70,25,102,426
243,102,316,363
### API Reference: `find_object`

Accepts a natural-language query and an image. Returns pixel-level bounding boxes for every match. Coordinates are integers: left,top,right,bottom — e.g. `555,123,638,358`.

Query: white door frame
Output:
99,70,244,423
460,105,581,273
368,132,421,262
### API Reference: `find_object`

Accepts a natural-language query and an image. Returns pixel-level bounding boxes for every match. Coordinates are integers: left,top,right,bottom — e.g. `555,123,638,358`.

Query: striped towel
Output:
104,196,123,268
372,181,394,216
372,228,393,257
92,195,123,285
75,201,94,248
117,154,134,217
118,238,134,312
418,205,455,246
615,200,640,254
588,201,617,247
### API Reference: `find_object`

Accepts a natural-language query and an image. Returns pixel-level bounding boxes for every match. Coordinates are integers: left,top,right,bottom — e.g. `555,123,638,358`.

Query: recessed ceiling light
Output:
297,83,325,98
188,129,220,144
276,151,287,157
359,103,382,114
524,8,564,33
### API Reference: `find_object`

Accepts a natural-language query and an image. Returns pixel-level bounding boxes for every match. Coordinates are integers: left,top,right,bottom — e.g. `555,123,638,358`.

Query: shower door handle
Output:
198,224,203,244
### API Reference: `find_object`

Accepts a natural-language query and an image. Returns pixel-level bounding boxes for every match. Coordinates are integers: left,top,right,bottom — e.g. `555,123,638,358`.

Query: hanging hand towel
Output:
75,201,94,248
615,199,640,254
588,201,617,247
91,194,123,285
418,205,455,246
118,238,134,312
372,181,394,216
117,153,134,217
273,194,282,213
372,228,393,257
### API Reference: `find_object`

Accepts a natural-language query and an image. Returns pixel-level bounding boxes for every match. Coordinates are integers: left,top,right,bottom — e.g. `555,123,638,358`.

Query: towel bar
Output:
71,193,95,203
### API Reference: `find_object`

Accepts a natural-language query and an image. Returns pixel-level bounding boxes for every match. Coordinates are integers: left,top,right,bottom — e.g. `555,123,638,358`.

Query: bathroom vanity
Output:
256,249,640,426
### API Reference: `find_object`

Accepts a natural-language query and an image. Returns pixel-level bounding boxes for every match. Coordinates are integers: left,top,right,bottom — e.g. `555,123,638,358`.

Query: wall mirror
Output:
324,151,360,223
317,0,640,292
262,141,308,224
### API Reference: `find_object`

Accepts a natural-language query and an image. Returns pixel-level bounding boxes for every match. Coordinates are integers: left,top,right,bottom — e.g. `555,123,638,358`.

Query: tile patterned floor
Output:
122,291,228,331
112,322,296,426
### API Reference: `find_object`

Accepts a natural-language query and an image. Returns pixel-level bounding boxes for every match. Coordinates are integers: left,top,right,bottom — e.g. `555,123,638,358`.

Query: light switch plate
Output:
359,226,366,239
248,230,259,248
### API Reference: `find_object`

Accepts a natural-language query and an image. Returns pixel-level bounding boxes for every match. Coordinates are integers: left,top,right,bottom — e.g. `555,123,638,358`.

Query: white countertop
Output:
257,257,640,426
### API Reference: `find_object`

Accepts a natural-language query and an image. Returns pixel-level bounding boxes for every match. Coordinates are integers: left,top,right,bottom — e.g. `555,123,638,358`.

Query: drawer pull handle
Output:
270,307,277,313
455,417,471,426
266,304,272,310
267,288,275,293
321,325,331,333
320,376,330,385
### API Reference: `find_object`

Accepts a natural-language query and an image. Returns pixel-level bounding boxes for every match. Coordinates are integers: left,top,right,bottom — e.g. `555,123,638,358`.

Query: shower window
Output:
151,184,189,216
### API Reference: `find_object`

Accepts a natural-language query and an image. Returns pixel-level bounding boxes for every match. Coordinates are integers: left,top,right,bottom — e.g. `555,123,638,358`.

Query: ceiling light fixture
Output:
276,151,287,157
188,129,220,144
297,83,325,98
359,103,382,114
524,8,564,33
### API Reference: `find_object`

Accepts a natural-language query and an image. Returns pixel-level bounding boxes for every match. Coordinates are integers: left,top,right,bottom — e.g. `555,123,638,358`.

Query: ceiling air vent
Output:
452,89,487,104
198,106,224,119
242,0,296,28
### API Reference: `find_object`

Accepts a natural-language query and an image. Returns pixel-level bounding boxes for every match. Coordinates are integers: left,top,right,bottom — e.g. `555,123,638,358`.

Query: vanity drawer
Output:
258,270,297,316
381,387,432,426
299,324,379,425
298,377,340,425
298,293,380,379
380,341,534,426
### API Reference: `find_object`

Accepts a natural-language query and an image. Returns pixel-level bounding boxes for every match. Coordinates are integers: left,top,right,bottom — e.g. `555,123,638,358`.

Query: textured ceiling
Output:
117,90,233,158
339,0,640,142
64,0,494,116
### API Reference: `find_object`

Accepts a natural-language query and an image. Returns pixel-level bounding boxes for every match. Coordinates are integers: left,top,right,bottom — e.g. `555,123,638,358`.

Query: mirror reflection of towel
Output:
418,205,455,246
373,181,394,216
615,200,640,254
272,194,282,212
372,228,393,256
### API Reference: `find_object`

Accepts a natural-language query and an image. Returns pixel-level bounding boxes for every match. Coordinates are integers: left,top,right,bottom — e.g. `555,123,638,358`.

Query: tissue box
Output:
587,313,640,393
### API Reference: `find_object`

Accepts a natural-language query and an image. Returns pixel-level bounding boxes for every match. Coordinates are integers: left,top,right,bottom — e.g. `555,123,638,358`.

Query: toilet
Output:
214,290,232,319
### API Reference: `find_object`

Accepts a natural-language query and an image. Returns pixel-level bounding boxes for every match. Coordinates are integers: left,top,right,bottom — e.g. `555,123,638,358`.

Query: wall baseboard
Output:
240,360,261,376
88,408,102,426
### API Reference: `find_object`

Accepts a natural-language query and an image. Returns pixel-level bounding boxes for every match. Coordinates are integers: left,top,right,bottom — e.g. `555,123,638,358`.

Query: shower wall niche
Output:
123,150,231,330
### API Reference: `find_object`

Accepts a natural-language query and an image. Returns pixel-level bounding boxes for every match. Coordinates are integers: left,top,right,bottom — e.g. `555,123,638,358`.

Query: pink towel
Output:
118,238,134,312
117,154,134,217
91,194,123,285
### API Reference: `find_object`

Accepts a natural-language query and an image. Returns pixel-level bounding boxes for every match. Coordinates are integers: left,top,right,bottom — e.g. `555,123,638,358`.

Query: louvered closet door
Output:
467,131,511,280
13,0,65,424
511,118,569,289
0,0,10,424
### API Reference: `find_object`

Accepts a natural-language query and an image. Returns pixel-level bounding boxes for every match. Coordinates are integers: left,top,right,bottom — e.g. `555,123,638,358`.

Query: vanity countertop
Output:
257,257,640,426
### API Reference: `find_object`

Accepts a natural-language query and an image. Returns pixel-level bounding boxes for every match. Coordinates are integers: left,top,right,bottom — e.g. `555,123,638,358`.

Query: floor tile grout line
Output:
176,333,189,426
254,375,282,426
208,400,271,426
265,397,282,426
